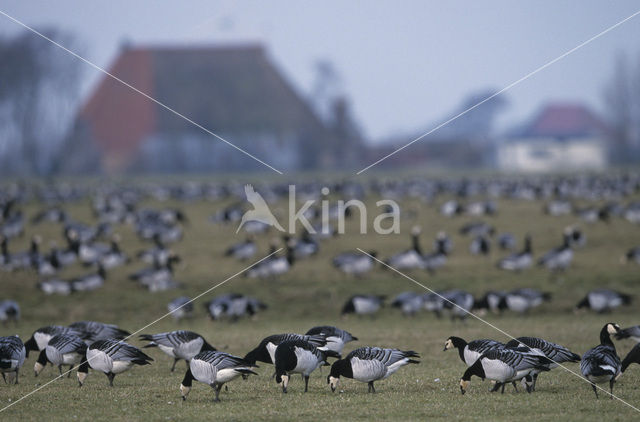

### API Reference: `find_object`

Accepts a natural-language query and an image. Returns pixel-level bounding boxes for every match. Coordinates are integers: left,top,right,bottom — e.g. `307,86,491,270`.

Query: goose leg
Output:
532,373,538,391
591,382,599,399
304,375,309,393
501,383,506,394
490,382,501,393
67,366,72,378
512,381,518,392
2,373,6,384
106,372,115,387
213,383,223,402
368,381,375,393
609,380,615,400
58,365,63,376
170,358,179,372
14,368,19,384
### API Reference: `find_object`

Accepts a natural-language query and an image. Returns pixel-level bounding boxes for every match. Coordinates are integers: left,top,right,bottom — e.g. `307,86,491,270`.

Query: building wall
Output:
497,137,607,172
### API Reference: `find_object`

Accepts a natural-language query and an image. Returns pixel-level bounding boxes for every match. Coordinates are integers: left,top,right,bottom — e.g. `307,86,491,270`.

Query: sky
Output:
1,1,639,144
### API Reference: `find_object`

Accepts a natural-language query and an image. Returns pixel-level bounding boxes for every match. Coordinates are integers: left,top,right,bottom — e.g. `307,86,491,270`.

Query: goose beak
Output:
460,386,465,395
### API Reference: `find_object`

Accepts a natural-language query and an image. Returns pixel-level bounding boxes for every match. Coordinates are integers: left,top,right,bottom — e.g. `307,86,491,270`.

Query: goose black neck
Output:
181,368,194,387
462,359,485,381
449,337,468,361
36,349,48,366
411,233,422,255
330,358,352,379
600,325,615,347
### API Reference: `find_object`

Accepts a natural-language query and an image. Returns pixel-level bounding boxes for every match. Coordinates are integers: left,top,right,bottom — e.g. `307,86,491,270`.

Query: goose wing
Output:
581,345,621,377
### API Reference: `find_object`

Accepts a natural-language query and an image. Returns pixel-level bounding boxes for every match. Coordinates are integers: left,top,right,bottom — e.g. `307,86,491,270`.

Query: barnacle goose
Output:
423,232,448,273
575,289,632,313
34,334,87,377
243,333,327,365
275,339,339,393
98,235,129,269
504,336,581,391
77,339,153,386
444,337,504,366
472,291,506,314
385,226,425,270
224,237,256,261
24,325,85,357
622,246,640,265
204,293,267,321
0,300,20,325
328,347,419,393
333,251,377,276
459,347,550,394
70,264,106,292
499,288,551,314
0,335,26,384
305,326,357,356
497,234,532,271
140,330,216,372
293,230,319,259
580,323,622,399
537,229,573,272
38,278,73,295
460,221,495,237
441,290,474,320
497,233,516,250
168,296,193,321
615,325,640,342
423,292,445,318
246,239,295,279
341,295,385,317
180,351,257,402
469,235,491,256
391,292,424,316
620,343,640,373
69,321,130,342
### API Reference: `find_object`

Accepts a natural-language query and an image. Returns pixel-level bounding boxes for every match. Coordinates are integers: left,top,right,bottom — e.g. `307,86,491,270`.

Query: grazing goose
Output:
615,325,640,342
620,343,640,373
24,325,85,357
204,293,267,321
580,323,622,399
246,239,294,279
622,246,640,265
224,237,256,261
180,351,257,402
473,291,506,314
68,321,130,342
576,289,632,313
497,235,532,271
333,251,377,276
391,292,425,316
305,326,357,356
275,339,339,393
168,296,193,321
341,295,384,317
77,339,153,386
459,347,550,394
499,289,551,314
385,226,425,270
0,336,26,384
98,235,129,270
504,336,581,390
328,347,419,393
293,230,319,259
497,233,516,250
34,334,87,377
140,330,216,372
244,333,327,365
469,235,491,256
0,300,20,325
441,290,475,320
70,264,106,292
423,292,445,318
129,254,180,291
460,221,495,237
423,232,449,273
444,337,505,366
537,229,573,272
38,279,73,296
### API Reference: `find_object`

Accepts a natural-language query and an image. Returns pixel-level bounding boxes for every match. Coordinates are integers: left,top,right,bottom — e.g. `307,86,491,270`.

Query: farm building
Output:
497,103,609,172
64,44,359,173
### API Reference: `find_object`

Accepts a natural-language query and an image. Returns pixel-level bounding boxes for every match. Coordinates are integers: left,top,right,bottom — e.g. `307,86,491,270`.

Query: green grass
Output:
1,186,640,421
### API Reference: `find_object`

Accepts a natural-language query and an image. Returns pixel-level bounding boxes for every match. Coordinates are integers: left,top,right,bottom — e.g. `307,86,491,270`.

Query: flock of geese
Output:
1,174,639,406
2,321,640,401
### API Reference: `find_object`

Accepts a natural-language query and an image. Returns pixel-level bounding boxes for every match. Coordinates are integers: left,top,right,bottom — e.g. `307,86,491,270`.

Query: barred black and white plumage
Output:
459,347,550,394
78,339,153,387
305,326,357,356
0,335,26,384
243,333,327,365
580,323,622,399
69,321,130,343
139,330,216,372
328,347,420,393
168,296,193,321
24,325,85,357
180,350,257,402
275,339,339,393
575,289,631,313
34,334,87,377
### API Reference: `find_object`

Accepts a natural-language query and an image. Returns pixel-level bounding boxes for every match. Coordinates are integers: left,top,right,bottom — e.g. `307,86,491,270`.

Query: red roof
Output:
522,103,608,139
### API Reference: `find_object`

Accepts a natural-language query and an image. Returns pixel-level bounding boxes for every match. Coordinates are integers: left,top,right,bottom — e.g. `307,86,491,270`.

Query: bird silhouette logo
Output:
236,184,285,233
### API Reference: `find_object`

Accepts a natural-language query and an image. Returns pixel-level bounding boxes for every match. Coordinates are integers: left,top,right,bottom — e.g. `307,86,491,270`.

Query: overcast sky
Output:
1,1,639,143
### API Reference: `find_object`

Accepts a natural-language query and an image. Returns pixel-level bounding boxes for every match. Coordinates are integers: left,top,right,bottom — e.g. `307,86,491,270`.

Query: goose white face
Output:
280,374,290,393
180,383,191,400
77,371,87,386
607,323,621,335
33,362,44,376
328,376,340,392
443,339,454,351
459,379,470,395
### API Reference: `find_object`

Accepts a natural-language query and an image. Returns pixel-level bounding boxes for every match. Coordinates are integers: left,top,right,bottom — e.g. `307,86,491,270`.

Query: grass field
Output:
1,182,640,421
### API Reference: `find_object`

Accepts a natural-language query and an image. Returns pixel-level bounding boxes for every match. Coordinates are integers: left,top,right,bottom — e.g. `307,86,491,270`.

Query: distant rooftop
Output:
515,103,609,139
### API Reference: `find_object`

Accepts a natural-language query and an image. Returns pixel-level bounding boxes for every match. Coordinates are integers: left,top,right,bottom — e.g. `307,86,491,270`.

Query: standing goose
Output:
139,330,216,372
69,321,130,342
180,351,257,402
246,239,295,279
497,234,532,271
459,348,550,394
504,336,581,391
168,296,193,321
385,226,425,270
34,334,87,377
499,288,551,314
391,292,425,316
328,347,419,393
77,339,153,386
224,237,256,261
305,326,358,357
333,251,377,277
24,325,85,357
0,336,26,384
537,228,573,272
575,289,632,313
341,295,385,317
580,323,622,399
444,337,505,366
0,300,20,326
70,264,107,292
243,333,327,366
615,325,640,342
275,339,339,393
423,232,449,273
